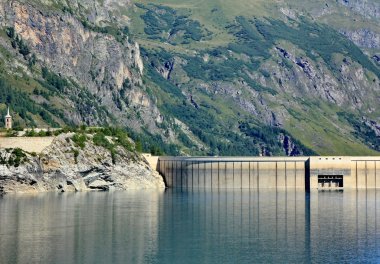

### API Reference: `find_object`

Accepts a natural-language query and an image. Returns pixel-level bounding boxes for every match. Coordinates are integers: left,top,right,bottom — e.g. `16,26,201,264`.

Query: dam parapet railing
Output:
152,156,380,190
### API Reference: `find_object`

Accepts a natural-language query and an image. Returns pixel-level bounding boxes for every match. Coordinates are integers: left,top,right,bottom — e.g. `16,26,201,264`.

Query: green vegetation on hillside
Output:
239,122,316,156
67,127,136,164
41,67,68,92
39,68,110,125
143,57,314,156
81,21,130,44
136,3,210,45
127,128,180,155
338,112,380,151
0,148,28,167
6,27,37,68
230,17,380,77
134,2,380,156
0,78,59,127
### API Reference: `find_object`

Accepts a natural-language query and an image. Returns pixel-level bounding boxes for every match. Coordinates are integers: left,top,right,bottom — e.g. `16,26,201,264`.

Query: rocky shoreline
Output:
0,133,165,195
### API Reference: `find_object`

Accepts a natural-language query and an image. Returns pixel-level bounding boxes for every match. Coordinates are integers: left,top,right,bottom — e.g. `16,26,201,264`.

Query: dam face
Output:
157,156,380,190
158,157,308,190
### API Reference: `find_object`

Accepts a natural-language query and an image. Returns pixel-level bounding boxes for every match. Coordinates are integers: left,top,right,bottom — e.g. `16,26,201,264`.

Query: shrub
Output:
25,129,36,137
93,132,117,163
7,148,27,167
72,133,87,149
6,27,32,58
5,130,18,137
93,132,112,148
6,27,15,39
37,130,47,137
72,149,79,164
135,139,143,153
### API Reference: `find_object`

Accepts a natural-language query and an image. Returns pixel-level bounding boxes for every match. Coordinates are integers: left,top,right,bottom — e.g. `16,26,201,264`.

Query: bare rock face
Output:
341,29,380,49
36,0,133,26
374,55,380,65
3,1,141,91
272,45,380,111
0,134,165,195
278,134,302,156
0,0,162,131
363,117,380,137
338,0,380,19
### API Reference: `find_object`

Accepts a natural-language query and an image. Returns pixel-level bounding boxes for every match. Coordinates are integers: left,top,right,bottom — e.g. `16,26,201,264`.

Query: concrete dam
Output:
153,156,380,190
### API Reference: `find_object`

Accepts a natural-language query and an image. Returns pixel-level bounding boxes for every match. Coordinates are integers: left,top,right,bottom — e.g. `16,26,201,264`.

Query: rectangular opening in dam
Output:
318,175,343,189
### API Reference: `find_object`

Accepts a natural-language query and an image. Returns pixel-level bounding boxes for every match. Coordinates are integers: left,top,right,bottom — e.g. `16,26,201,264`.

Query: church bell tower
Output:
5,107,12,129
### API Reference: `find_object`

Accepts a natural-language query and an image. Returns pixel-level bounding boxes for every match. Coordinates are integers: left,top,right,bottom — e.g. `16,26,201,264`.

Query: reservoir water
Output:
0,190,380,263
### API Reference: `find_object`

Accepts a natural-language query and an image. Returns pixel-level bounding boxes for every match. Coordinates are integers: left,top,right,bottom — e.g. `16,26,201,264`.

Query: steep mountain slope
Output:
0,0,379,156
126,0,380,155
0,0,163,131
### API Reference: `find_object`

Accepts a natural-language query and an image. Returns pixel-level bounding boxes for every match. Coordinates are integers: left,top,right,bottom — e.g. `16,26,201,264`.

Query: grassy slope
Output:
128,0,380,52
128,0,270,50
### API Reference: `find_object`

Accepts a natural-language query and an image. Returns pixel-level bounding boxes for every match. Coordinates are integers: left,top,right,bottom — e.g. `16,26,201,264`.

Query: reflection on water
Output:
0,190,379,263
0,191,163,264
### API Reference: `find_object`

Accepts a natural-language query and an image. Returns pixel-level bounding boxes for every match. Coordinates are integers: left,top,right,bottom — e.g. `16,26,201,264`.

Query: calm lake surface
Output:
0,189,380,264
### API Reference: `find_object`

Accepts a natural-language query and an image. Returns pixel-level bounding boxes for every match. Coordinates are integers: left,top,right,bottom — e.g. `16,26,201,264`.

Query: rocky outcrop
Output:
363,117,380,137
46,0,133,26
278,134,302,156
0,134,165,195
157,59,175,80
338,0,380,19
373,55,380,65
272,45,379,110
340,29,380,49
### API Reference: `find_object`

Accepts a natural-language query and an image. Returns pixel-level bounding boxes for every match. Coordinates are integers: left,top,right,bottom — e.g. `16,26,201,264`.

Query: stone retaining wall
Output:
0,137,55,153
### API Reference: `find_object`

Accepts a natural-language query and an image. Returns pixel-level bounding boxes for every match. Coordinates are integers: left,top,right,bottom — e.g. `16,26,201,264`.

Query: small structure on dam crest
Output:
155,156,380,190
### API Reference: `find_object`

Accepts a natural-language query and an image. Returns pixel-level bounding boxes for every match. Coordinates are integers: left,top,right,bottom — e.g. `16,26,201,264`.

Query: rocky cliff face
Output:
0,0,163,131
0,134,165,195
